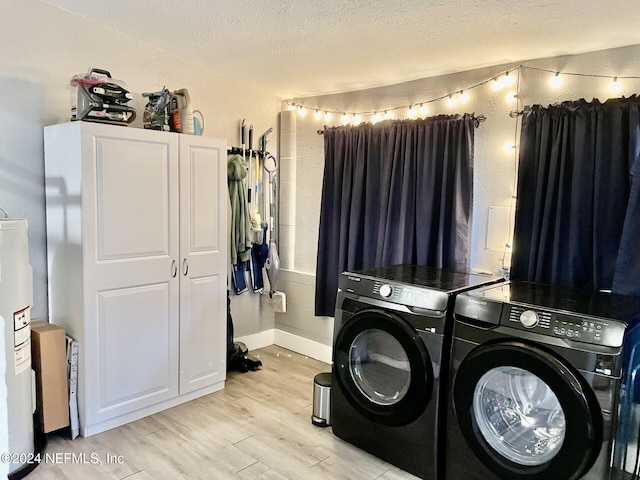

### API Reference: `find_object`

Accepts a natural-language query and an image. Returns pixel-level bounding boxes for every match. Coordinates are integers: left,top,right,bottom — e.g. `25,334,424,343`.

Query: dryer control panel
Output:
502,305,626,348
339,274,450,312
372,281,449,311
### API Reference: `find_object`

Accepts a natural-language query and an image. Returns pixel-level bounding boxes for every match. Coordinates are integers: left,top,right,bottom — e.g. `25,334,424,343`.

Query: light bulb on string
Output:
324,111,332,122
352,114,362,125
419,103,428,117
550,72,562,88
459,90,470,103
503,71,516,87
490,77,502,91
298,106,306,116
372,112,381,124
407,105,417,119
384,111,393,120
504,142,516,153
287,103,296,111
506,92,518,103
609,77,621,94
313,109,322,120
446,95,457,108
341,113,350,125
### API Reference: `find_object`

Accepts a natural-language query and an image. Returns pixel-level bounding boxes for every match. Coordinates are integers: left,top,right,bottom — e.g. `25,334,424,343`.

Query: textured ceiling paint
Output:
39,0,640,98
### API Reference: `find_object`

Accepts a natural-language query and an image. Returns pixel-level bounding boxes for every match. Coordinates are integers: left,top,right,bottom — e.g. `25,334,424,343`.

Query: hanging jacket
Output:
227,154,252,263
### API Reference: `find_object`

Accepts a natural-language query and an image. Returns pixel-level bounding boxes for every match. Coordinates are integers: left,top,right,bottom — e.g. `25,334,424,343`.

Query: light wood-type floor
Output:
27,345,420,479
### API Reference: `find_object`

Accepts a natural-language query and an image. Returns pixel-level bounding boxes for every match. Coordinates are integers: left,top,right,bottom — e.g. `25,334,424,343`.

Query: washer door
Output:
453,341,603,480
334,309,433,426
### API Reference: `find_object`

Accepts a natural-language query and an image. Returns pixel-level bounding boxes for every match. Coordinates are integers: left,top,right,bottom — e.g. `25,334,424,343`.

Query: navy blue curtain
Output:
315,115,475,316
511,96,640,295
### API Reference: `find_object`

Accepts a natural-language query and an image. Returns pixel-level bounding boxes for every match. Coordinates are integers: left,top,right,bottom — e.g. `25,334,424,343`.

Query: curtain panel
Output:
511,96,640,295
315,115,475,317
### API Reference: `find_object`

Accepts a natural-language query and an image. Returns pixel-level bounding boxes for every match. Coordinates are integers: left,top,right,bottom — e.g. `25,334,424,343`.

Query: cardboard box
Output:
31,319,70,433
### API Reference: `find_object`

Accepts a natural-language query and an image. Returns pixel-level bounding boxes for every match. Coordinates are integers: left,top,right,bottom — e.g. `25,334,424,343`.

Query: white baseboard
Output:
235,329,275,351
274,330,333,364
235,329,333,364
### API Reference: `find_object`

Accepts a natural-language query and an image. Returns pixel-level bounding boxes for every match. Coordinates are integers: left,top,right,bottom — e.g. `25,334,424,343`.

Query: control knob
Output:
379,284,393,298
520,310,539,328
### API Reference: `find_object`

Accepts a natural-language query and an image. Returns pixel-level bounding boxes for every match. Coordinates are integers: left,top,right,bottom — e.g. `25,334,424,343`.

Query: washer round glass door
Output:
334,309,432,426
473,366,566,466
454,341,603,480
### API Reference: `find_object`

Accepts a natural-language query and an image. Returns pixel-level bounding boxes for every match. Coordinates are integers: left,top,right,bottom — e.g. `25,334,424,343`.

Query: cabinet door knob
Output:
182,258,189,276
171,260,177,278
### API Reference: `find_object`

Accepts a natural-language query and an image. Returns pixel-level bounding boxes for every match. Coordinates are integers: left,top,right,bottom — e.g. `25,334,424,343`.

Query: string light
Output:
352,114,362,125
284,65,639,124
550,72,562,88
285,67,523,119
298,106,306,116
502,68,521,275
313,109,322,120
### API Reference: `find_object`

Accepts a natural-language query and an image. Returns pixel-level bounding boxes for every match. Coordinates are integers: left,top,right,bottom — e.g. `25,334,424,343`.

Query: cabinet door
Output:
81,124,180,424
178,135,228,394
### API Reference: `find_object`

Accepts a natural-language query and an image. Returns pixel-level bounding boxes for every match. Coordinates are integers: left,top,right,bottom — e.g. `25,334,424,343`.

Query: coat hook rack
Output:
227,146,264,158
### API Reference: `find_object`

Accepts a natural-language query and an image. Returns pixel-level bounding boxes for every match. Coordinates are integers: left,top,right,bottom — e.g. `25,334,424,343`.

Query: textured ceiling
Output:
40,0,640,99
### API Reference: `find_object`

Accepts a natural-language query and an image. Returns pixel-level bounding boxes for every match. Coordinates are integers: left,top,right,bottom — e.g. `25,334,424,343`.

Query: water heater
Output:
0,218,35,474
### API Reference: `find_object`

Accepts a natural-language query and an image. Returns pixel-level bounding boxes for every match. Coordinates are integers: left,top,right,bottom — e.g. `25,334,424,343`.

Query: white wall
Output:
0,0,279,338
276,44,640,352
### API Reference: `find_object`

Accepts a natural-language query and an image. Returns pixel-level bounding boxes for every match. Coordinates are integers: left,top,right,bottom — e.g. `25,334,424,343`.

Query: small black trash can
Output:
312,372,332,427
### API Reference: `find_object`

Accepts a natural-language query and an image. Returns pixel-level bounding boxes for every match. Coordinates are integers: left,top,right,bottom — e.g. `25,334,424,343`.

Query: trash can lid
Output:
314,372,332,387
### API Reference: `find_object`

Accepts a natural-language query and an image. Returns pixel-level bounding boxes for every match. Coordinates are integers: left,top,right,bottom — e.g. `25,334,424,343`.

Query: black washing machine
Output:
446,280,640,480
332,264,502,480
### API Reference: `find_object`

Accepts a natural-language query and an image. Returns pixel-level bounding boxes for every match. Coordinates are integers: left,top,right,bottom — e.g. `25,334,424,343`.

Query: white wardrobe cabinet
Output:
44,122,227,437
